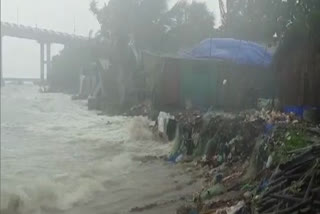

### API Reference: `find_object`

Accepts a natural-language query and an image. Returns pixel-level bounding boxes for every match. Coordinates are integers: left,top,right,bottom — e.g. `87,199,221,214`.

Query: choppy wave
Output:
1,174,107,214
1,85,175,214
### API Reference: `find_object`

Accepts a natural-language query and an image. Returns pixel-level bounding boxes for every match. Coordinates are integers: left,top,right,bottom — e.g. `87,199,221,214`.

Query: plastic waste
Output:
169,126,181,161
175,154,183,162
266,154,273,168
168,154,183,164
168,155,177,163
189,210,198,214
217,155,223,163
201,183,225,200
265,123,273,134
157,111,174,134
226,201,245,214
257,179,269,193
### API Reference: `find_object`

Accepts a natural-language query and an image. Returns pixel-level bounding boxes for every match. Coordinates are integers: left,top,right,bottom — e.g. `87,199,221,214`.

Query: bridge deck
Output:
4,77,40,82
1,22,88,44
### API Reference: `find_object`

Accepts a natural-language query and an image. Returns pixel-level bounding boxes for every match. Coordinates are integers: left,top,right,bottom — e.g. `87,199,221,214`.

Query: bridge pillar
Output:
46,43,51,82
1,36,4,87
40,43,45,82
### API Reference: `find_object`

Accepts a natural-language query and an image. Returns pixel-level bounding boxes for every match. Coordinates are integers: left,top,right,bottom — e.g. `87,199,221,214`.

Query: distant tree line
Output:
49,0,215,92
50,0,320,93
49,44,94,93
90,0,215,54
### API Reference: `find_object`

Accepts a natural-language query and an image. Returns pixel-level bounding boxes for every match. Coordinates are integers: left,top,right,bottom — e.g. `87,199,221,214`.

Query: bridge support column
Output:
46,43,51,83
1,36,4,87
40,43,45,82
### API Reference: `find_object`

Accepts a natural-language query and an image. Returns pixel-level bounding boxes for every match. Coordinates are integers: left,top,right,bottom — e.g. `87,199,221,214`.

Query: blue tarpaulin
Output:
180,38,272,67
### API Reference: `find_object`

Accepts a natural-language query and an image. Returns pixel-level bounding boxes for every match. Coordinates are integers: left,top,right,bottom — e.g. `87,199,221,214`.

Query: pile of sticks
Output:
257,144,320,214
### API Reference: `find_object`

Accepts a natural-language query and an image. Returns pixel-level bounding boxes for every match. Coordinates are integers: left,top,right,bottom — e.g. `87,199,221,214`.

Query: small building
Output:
142,38,273,111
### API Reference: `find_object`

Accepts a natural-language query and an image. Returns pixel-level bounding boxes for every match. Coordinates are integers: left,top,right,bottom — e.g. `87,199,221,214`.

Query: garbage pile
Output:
255,144,320,214
168,111,265,165
257,120,320,171
161,109,320,214
197,124,320,214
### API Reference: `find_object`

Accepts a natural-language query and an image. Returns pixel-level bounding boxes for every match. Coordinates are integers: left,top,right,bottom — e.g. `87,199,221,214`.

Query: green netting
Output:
169,126,182,159
192,138,209,157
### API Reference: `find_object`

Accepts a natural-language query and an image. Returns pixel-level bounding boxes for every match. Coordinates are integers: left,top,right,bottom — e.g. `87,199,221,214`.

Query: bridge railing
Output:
1,21,88,44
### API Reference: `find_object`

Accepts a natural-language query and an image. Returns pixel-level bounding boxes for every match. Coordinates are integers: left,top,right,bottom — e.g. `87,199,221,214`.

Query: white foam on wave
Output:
128,116,154,141
1,85,172,213
1,175,105,214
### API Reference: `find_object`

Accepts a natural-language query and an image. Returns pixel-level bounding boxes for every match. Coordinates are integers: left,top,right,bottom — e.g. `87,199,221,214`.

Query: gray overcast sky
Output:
2,0,219,78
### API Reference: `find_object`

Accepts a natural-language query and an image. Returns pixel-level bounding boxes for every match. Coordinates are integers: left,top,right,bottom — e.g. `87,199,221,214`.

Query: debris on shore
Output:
255,144,320,214
150,109,320,214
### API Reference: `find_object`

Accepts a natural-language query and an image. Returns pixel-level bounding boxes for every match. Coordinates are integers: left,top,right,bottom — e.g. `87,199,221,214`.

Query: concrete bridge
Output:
1,21,89,85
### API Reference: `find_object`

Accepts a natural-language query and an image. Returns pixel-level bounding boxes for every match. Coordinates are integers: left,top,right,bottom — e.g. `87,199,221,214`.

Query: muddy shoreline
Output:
125,108,320,214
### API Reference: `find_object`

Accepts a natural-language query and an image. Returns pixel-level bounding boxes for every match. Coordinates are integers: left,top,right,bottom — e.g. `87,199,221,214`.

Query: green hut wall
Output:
142,52,273,111
179,59,219,109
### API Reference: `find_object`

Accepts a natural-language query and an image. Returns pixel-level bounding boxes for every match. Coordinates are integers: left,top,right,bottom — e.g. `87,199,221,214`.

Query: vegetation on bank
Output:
49,0,320,103
49,45,94,93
